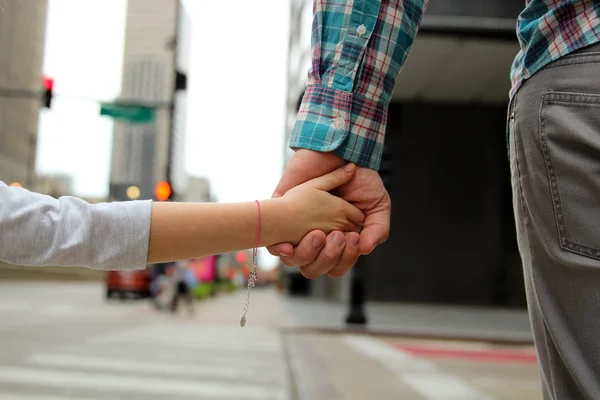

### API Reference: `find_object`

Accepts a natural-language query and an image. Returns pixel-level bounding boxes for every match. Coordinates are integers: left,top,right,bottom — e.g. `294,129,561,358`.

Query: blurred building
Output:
80,196,107,205
0,0,49,187
109,0,190,201
34,173,73,198
171,2,192,197
183,176,211,203
284,0,313,166
285,0,526,308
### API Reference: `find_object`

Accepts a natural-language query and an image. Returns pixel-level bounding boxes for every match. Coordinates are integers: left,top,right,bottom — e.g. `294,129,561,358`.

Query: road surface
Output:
0,281,542,399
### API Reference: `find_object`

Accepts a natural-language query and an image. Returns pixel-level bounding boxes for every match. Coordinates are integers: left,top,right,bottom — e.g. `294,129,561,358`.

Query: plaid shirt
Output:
511,1,600,98
290,0,600,170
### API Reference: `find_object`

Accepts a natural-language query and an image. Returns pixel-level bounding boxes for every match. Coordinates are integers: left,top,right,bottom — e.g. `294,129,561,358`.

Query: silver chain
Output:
240,200,261,328
240,259,257,327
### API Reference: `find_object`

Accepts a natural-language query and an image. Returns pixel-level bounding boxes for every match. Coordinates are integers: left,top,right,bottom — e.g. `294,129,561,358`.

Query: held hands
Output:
268,149,391,279
277,164,365,244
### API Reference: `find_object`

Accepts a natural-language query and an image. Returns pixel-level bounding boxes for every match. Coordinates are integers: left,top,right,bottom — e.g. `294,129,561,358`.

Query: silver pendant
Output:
239,262,257,328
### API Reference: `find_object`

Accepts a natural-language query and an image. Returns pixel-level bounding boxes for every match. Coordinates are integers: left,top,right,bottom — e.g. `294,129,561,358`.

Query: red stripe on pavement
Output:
392,343,538,365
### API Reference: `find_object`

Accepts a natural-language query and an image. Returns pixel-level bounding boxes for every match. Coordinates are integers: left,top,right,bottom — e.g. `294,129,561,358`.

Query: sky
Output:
37,0,128,196
38,0,292,268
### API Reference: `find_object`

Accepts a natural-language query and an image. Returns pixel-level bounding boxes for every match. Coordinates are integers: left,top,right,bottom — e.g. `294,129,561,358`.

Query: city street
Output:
0,282,542,399
0,282,290,400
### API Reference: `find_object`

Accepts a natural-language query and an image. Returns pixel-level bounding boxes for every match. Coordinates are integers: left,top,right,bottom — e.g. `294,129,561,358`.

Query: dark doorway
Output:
366,102,525,307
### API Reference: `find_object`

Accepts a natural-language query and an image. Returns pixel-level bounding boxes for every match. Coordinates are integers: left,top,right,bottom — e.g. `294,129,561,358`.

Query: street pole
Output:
165,0,180,192
345,256,368,325
26,135,36,188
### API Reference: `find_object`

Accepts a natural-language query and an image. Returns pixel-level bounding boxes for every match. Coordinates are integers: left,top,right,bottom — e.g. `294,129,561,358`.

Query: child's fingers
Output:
338,216,361,233
344,202,365,225
304,164,356,191
345,221,362,233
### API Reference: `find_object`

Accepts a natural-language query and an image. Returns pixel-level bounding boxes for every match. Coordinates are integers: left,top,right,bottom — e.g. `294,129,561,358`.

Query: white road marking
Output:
343,335,494,400
0,392,89,400
29,353,285,383
0,366,287,399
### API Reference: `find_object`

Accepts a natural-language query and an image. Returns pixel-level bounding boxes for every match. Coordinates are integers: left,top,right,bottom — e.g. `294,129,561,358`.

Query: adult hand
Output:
268,149,391,279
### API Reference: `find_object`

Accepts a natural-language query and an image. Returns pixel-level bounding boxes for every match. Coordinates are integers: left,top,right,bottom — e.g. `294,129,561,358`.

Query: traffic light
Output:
155,181,172,201
42,76,54,109
175,70,187,91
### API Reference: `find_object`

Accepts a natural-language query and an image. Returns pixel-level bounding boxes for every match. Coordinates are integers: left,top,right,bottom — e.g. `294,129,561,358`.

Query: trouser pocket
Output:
540,91,600,260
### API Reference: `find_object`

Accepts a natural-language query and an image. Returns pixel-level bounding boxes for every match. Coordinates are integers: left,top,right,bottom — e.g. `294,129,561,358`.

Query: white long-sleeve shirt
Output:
0,181,152,270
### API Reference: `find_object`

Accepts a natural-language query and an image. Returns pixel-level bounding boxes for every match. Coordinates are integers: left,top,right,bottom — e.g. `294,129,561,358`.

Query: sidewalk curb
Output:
282,333,343,400
280,325,534,346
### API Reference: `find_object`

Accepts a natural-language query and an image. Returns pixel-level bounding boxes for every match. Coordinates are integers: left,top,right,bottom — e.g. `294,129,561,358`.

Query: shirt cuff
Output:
289,84,387,170
90,199,152,270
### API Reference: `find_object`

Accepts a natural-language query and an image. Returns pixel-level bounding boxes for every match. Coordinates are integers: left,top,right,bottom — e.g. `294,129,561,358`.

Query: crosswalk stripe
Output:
113,327,279,342
0,302,113,319
343,335,494,400
101,328,280,341
0,392,88,400
36,304,80,317
60,343,286,370
29,353,286,384
0,366,287,399
88,335,281,353
0,316,49,330
97,325,279,340
103,336,280,352
0,301,28,312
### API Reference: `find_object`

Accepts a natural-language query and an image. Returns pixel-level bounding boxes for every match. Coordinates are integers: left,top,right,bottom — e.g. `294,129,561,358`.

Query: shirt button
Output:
357,24,367,36
333,117,345,129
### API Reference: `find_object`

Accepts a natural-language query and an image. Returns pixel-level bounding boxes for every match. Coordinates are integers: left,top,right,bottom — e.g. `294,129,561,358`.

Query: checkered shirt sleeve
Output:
289,0,429,170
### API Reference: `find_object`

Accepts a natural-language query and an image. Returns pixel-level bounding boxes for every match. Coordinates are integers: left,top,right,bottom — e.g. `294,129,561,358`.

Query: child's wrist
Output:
258,198,292,246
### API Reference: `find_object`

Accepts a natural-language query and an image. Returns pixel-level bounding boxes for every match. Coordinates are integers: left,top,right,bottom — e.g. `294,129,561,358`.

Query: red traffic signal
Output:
42,76,54,90
155,181,172,201
42,76,54,109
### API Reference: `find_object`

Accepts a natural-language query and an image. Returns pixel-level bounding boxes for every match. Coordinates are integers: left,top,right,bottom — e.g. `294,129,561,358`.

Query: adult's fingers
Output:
358,205,391,255
327,232,360,278
299,231,345,279
272,230,326,267
267,242,294,258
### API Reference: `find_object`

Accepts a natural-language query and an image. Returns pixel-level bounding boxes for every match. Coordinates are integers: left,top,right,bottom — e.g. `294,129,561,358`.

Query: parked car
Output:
105,267,152,300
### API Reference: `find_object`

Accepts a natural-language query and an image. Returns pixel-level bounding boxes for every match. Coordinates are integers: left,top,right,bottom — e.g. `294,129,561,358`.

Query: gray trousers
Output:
511,42,600,399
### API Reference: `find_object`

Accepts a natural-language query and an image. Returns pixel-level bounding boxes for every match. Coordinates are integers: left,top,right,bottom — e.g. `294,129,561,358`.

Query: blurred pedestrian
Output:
154,262,176,311
170,261,195,315
149,262,170,309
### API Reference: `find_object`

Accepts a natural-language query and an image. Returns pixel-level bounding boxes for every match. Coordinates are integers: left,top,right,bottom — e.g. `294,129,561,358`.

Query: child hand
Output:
278,164,365,244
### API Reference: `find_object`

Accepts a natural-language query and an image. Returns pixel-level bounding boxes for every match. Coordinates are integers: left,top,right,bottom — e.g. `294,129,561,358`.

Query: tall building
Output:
35,173,73,198
183,176,211,203
110,0,189,201
0,0,49,186
284,0,313,167
171,1,192,197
